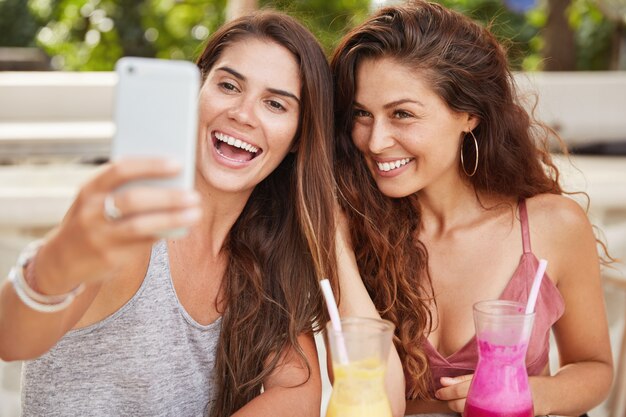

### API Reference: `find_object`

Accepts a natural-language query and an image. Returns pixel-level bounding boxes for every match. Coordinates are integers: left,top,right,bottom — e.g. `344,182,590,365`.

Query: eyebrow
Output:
216,66,300,104
354,98,424,109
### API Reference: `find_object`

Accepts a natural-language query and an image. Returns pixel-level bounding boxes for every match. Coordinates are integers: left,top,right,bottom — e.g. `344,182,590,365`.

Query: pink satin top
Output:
423,199,565,393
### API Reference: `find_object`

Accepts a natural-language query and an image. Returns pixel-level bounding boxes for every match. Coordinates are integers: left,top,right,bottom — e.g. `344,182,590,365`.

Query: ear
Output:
467,114,480,132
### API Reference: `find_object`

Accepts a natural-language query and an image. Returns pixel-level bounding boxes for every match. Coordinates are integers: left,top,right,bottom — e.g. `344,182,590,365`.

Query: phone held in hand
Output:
111,57,200,191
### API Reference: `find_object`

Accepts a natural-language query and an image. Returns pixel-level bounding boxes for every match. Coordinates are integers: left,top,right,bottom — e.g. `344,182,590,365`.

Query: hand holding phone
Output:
111,57,201,237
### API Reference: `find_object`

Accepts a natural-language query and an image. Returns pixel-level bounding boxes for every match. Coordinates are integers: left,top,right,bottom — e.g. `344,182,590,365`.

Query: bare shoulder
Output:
525,193,591,237
525,194,598,284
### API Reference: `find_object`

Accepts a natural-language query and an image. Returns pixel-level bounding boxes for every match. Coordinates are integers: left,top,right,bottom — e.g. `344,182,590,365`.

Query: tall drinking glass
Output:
465,300,535,417
325,317,394,417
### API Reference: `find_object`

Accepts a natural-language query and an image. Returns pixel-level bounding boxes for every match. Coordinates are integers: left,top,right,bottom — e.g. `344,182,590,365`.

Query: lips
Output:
213,131,261,162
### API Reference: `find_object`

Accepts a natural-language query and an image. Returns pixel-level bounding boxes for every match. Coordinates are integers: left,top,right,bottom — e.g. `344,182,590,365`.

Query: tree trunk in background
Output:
543,0,576,70
116,0,157,58
226,0,259,21
610,21,626,69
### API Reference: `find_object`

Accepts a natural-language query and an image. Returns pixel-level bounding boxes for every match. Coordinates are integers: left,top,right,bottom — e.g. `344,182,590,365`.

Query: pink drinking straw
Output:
525,259,548,314
319,279,349,364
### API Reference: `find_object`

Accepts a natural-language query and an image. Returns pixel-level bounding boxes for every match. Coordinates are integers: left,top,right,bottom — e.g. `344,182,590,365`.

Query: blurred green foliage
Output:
435,0,616,70
21,0,226,69
261,0,371,54
0,0,618,70
0,0,40,46
569,0,617,69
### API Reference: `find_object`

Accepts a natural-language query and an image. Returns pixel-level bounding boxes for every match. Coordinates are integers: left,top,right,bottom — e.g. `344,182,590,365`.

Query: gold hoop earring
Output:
460,130,478,177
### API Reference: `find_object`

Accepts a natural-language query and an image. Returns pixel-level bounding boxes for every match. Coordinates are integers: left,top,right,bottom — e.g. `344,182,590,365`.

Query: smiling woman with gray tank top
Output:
0,11,338,417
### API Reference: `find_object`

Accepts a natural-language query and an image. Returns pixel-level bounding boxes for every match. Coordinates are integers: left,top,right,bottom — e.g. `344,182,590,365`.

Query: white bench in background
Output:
0,71,116,162
515,71,626,150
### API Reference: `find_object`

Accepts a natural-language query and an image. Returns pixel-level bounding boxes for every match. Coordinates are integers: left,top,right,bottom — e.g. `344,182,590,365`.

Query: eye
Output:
393,110,413,119
266,100,286,112
218,81,240,93
353,109,371,118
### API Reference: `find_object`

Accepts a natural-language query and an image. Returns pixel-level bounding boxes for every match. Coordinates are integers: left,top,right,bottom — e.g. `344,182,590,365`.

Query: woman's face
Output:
196,38,301,196
351,57,475,198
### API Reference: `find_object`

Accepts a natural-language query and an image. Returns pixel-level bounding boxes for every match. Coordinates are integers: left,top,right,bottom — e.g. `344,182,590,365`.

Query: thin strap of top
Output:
519,199,531,254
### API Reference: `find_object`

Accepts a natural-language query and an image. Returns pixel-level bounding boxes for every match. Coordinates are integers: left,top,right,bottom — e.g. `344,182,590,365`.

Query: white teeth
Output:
376,158,412,172
215,132,259,153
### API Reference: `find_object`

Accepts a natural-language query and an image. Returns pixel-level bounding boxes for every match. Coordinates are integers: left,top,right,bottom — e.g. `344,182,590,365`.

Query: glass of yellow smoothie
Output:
325,317,395,417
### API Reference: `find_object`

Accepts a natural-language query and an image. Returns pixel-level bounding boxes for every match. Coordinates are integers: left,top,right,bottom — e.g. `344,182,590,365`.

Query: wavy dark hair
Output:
196,11,336,416
331,0,564,399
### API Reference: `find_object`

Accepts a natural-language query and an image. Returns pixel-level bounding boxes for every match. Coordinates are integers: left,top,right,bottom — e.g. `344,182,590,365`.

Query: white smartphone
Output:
111,57,200,190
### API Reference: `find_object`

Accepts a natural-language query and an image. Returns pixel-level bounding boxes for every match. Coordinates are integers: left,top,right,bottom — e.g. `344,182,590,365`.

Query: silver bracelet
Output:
8,239,85,313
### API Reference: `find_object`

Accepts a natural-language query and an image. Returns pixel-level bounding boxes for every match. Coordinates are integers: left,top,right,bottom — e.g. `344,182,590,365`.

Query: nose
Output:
367,119,395,154
227,96,257,128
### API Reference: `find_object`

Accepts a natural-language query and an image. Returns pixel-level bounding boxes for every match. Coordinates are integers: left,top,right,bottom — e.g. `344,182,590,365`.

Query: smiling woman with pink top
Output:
331,1,613,416
0,11,337,417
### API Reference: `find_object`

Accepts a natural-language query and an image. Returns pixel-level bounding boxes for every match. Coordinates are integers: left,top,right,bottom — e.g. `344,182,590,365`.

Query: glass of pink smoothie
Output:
465,300,535,417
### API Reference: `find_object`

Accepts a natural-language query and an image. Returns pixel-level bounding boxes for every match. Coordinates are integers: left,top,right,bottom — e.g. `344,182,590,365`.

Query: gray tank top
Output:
21,240,222,417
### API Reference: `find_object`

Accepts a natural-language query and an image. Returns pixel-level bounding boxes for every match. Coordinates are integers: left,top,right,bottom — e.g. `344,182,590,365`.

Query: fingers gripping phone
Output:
112,57,200,190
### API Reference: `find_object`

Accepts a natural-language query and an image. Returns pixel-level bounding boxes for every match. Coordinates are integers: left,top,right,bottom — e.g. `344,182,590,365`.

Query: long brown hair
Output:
196,11,336,415
331,0,563,399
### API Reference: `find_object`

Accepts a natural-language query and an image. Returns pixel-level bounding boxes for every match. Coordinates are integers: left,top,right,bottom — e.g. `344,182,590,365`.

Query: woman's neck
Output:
172,176,252,259
418,176,482,237
418,177,515,240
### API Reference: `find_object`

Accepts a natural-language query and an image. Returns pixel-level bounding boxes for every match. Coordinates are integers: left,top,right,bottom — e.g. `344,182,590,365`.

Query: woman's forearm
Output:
531,360,613,416
0,257,99,361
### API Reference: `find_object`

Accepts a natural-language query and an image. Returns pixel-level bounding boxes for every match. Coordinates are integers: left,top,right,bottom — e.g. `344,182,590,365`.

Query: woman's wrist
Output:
9,239,84,313
28,240,81,296
530,375,551,417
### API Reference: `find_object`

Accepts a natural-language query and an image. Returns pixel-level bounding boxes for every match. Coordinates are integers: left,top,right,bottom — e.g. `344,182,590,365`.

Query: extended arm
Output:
0,159,200,361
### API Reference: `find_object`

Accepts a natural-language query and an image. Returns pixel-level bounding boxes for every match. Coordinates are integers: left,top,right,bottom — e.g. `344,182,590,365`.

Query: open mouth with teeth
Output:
213,131,261,162
376,158,413,172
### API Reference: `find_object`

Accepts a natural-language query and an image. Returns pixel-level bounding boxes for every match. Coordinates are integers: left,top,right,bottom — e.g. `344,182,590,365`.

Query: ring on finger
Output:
103,194,122,221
